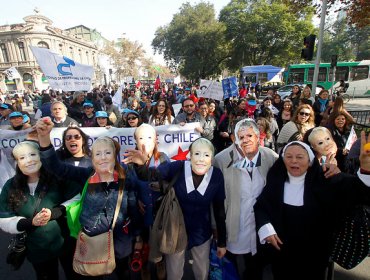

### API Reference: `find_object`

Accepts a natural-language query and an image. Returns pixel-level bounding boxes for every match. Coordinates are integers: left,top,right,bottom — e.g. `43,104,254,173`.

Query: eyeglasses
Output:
65,134,82,141
299,112,311,116
157,104,166,108
127,116,138,121
184,104,195,108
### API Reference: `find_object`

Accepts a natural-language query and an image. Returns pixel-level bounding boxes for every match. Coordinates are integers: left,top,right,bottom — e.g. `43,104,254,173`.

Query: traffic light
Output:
301,34,316,61
331,55,338,68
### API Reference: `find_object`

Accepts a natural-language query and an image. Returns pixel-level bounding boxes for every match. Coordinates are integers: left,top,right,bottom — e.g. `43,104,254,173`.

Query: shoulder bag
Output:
72,181,124,276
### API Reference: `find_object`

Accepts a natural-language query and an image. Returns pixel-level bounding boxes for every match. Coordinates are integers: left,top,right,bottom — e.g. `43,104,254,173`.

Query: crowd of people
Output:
0,82,369,280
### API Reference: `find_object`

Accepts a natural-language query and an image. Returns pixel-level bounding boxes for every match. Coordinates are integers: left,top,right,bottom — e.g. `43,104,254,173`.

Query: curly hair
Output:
151,98,172,123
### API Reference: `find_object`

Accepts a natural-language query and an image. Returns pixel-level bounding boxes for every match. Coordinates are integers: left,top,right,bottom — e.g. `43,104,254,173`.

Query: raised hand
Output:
360,131,370,172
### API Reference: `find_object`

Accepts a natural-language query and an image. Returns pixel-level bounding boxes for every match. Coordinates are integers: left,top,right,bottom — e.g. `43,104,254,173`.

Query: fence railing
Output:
348,110,370,133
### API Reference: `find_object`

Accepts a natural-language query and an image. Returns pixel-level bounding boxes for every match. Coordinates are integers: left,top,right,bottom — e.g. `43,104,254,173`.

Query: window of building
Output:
86,51,89,64
37,41,49,49
59,43,63,54
69,47,74,59
92,51,96,65
245,73,257,83
258,73,268,83
78,49,82,62
0,44,9,62
18,42,27,61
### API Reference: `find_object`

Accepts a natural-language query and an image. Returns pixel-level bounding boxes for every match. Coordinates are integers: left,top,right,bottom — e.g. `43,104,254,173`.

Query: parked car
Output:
277,84,324,100
261,82,284,95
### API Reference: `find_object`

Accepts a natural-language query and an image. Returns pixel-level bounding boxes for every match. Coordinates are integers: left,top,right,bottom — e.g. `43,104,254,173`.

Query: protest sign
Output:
199,80,224,101
0,124,200,180
222,77,239,99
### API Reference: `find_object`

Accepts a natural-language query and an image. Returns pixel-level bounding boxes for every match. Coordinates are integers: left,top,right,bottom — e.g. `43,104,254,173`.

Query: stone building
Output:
0,11,99,92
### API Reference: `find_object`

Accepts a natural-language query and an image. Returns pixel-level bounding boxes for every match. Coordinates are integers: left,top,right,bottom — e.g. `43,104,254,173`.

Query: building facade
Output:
0,12,99,92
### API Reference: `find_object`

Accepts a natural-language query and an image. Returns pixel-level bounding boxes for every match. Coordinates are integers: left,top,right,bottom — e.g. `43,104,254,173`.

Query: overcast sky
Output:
1,0,230,64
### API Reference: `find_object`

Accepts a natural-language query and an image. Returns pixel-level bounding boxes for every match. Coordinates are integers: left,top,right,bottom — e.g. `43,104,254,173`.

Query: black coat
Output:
254,158,370,278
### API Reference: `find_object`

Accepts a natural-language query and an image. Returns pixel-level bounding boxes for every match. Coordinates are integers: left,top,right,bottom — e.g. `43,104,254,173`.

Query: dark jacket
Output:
0,177,79,264
40,145,140,259
254,158,370,269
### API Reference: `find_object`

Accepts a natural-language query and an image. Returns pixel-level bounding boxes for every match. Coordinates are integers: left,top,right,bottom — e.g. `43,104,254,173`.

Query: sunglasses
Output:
299,112,311,116
65,134,82,141
127,116,138,121
184,104,195,108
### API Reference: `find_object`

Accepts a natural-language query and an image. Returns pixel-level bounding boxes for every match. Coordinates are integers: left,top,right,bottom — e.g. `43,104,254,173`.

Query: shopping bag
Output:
209,241,239,280
66,180,88,238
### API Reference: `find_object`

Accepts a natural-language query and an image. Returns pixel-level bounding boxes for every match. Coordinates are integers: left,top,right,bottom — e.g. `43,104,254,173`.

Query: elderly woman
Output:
125,137,227,280
277,104,315,152
254,135,370,280
0,141,80,279
35,118,142,279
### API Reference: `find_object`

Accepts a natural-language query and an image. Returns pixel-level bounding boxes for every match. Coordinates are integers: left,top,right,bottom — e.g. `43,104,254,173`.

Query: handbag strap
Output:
111,180,124,230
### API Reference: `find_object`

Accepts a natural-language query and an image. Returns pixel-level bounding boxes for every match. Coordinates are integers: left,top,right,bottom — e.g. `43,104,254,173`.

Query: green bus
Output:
285,60,370,97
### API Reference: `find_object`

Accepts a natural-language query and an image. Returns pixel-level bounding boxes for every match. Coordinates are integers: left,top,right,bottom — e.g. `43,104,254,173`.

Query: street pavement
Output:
0,98,369,279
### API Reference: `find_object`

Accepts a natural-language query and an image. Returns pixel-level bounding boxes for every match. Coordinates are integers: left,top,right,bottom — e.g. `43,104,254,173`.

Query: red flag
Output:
154,74,161,90
136,80,141,88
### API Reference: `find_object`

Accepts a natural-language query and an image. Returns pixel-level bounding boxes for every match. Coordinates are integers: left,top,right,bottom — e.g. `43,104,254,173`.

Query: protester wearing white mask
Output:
214,118,278,280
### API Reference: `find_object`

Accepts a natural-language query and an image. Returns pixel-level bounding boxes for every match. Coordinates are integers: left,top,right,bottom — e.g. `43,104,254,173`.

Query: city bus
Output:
285,60,370,97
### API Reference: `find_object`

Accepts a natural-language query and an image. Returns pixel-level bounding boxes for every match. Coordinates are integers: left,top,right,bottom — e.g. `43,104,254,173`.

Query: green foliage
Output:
152,2,230,80
321,18,370,62
219,0,315,69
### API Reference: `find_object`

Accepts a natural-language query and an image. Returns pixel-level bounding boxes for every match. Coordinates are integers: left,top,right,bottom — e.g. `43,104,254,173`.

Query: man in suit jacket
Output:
214,118,278,280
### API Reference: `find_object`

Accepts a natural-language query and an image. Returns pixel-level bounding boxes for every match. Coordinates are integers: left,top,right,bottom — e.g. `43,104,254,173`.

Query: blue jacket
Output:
158,161,226,249
40,146,140,259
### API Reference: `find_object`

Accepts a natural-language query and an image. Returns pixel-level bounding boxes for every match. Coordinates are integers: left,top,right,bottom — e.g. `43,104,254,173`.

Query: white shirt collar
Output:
235,149,260,169
184,161,213,196
287,172,306,184
54,116,67,123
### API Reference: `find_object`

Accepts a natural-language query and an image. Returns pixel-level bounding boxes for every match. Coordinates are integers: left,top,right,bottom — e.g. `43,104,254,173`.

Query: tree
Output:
321,17,369,62
152,2,230,80
283,0,370,28
219,0,315,69
103,38,146,80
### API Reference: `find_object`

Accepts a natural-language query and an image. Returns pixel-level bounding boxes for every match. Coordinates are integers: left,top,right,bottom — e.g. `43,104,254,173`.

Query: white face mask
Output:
190,143,212,175
135,126,156,155
310,130,337,157
92,142,115,179
14,145,42,176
